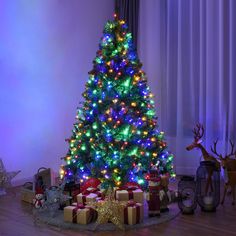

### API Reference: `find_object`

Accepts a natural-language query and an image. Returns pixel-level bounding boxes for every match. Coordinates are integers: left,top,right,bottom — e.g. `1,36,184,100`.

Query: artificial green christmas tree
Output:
61,14,175,188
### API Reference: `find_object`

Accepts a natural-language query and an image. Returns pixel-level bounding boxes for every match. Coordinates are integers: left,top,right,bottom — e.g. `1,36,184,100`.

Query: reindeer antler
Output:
227,140,235,157
193,123,204,141
211,139,221,159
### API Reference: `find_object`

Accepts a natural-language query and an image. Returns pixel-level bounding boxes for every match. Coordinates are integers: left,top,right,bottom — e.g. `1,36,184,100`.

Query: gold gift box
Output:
64,205,91,224
116,189,144,203
77,193,97,204
121,203,144,225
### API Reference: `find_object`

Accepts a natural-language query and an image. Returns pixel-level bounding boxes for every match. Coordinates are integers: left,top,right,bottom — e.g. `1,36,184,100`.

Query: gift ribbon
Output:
115,186,139,200
72,204,85,223
72,203,96,224
124,201,140,224
81,188,104,204
82,188,99,195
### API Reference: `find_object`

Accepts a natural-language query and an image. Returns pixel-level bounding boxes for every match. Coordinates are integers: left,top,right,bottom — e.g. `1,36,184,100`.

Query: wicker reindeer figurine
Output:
211,140,236,205
186,123,221,194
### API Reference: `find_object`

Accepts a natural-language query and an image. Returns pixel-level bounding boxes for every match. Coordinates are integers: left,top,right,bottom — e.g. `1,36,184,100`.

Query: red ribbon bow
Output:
127,200,137,207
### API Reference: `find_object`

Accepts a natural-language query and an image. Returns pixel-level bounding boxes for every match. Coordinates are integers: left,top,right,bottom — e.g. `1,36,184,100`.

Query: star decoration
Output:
89,187,127,230
0,158,21,195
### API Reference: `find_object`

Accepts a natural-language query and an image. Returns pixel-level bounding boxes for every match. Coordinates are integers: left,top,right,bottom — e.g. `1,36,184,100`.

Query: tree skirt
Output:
34,202,180,231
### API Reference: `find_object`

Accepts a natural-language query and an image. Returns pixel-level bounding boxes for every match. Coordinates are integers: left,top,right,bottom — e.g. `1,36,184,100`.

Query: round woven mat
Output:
35,202,180,231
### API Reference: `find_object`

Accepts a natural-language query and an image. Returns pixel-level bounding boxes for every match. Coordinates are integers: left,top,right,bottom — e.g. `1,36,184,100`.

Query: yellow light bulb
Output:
134,75,140,81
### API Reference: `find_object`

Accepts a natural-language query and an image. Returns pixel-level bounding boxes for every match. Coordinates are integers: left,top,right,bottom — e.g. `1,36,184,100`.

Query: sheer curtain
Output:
139,0,236,175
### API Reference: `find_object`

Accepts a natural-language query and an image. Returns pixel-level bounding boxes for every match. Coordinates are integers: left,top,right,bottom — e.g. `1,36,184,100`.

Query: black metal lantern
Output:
196,161,220,212
178,176,197,214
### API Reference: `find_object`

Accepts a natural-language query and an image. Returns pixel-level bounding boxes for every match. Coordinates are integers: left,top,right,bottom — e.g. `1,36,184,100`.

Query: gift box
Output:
121,201,144,225
77,187,105,205
115,187,144,203
64,204,95,224
21,182,35,204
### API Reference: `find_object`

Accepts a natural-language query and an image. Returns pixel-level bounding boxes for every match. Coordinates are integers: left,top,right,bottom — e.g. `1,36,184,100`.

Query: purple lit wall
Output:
0,0,114,184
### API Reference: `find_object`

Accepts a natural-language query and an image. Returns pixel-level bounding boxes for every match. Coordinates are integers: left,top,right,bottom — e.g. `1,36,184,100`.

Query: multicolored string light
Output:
61,14,175,188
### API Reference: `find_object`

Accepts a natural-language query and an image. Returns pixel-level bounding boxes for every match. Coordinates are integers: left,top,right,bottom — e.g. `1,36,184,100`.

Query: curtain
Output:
115,0,139,48
139,0,236,175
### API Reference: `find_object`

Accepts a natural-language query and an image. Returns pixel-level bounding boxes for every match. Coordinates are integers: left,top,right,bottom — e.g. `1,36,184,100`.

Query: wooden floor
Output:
0,187,236,236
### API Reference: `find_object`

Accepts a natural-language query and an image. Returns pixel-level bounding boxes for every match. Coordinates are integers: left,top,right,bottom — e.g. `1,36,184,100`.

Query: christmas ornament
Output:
0,158,21,196
33,187,45,209
89,187,126,230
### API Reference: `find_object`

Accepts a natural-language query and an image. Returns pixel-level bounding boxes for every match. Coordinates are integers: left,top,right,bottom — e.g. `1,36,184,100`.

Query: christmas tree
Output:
61,14,175,188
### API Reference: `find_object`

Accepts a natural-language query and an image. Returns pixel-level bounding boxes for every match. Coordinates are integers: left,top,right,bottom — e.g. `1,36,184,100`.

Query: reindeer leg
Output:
221,184,227,205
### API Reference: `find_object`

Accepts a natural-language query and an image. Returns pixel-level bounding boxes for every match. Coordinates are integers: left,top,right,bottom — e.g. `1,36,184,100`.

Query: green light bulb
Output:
92,123,98,129
138,179,144,184
85,130,91,137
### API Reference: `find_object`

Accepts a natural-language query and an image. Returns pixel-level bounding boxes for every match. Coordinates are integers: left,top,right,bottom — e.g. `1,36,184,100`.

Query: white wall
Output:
0,0,114,185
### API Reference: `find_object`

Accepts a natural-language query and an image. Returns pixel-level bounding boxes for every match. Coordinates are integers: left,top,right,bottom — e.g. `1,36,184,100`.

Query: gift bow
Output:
75,203,85,209
72,203,95,223
119,186,138,191
124,200,141,224
127,200,137,207
115,186,140,200
82,187,100,195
